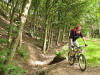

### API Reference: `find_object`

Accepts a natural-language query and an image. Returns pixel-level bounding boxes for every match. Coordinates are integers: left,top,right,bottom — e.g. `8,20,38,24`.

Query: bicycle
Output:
68,46,87,71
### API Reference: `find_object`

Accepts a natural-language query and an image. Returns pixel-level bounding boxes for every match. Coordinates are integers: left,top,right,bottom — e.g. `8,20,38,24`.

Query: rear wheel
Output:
68,52,75,65
79,54,87,71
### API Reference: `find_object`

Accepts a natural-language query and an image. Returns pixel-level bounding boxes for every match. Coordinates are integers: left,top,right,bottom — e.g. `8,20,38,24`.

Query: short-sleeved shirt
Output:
69,28,83,41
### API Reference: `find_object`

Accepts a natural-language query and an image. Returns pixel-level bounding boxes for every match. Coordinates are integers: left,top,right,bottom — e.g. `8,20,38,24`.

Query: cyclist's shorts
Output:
68,40,79,51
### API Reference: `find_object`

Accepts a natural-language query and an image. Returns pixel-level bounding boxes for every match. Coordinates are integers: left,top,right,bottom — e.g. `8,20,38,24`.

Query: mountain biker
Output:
69,26,87,56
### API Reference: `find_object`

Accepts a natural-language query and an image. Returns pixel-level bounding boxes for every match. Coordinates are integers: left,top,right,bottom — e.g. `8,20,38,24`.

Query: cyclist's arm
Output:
80,32,87,45
82,37,87,44
69,38,74,46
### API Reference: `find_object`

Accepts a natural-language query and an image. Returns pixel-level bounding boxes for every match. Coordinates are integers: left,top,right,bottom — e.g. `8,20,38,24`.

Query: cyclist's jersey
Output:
69,28,83,41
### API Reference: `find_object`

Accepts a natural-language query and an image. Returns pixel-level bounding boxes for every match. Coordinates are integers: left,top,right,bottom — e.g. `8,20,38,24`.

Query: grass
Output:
78,38,100,67
56,38,100,67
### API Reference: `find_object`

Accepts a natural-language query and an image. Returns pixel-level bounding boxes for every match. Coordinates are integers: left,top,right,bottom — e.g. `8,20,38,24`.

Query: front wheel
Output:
79,54,87,71
68,52,75,65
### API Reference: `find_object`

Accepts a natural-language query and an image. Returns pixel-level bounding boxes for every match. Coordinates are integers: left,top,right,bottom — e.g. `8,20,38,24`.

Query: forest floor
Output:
0,15,100,75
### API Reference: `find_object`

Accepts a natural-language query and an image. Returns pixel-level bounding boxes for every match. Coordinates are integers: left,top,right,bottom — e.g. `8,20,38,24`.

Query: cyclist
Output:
69,26,87,56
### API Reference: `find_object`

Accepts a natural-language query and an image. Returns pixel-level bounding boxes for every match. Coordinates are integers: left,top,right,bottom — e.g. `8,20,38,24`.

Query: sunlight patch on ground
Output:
40,54,55,58
28,59,52,66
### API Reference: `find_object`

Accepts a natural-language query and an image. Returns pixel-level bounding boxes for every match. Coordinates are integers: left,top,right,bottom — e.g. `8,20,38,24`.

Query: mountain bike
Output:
68,46,87,71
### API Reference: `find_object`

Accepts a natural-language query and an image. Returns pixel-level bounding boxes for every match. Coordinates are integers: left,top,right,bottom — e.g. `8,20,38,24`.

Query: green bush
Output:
0,48,9,73
5,24,19,36
9,64,27,75
18,45,29,61
39,70,46,75
0,48,27,75
0,63,7,73
0,48,9,62
0,29,2,32
0,38,8,44
55,50,67,57
0,8,8,18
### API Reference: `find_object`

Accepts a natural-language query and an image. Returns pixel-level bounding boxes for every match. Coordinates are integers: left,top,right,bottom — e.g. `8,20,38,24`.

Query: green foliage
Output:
55,49,68,57
0,29,2,32
39,70,46,75
0,48,9,63
0,8,8,18
55,51,62,57
18,45,29,61
0,48,27,75
5,25,9,32
9,64,27,75
78,38,100,67
0,63,7,72
5,24,19,36
0,48,9,73
0,38,8,44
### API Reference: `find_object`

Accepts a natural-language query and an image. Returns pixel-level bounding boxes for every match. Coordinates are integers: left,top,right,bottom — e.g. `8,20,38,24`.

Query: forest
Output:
0,0,100,75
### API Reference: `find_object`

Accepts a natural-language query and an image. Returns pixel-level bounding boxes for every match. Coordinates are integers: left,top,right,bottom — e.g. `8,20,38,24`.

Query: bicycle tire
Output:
68,52,75,65
79,54,87,71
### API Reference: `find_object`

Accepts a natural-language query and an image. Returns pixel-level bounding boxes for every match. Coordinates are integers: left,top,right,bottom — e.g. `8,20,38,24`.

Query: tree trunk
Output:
49,24,53,47
62,26,66,42
56,7,61,46
4,0,32,75
33,11,37,38
50,30,53,47
47,23,51,50
43,20,48,54
29,10,37,38
99,25,100,35
91,25,94,38
56,27,61,46
43,0,50,53
8,0,19,47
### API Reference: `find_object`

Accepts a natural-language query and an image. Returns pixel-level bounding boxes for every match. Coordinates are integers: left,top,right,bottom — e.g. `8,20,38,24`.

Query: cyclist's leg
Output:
73,40,79,51
69,40,74,56
73,40,79,47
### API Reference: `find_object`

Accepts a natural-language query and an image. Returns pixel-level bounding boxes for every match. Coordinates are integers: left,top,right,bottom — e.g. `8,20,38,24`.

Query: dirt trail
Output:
43,60,100,75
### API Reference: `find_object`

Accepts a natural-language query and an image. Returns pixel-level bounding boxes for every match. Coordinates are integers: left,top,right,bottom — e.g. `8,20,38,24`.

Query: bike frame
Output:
73,46,86,57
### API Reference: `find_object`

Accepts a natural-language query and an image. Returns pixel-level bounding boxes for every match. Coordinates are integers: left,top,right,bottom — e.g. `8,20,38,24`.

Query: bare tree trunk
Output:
43,0,51,53
99,25,100,35
56,7,61,46
49,24,53,47
91,25,94,38
47,23,51,50
43,20,48,54
33,11,37,38
66,24,71,40
50,30,53,47
18,0,32,49
56,27,61,46
8,0,19,47
62,26,66,42
29,10,37,38
4,0,32,75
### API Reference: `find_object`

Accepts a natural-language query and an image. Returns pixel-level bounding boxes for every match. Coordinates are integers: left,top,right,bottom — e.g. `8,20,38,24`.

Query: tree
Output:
4,0,32,75
8,0,19,47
